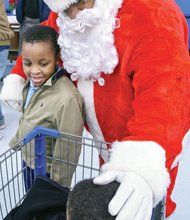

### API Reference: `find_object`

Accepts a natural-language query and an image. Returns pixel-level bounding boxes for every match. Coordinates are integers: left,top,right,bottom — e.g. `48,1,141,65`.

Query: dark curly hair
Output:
67,178,119,220
21,25,60,55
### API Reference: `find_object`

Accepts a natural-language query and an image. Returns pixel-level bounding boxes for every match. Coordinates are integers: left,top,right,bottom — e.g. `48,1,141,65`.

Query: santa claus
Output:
1,0,190,219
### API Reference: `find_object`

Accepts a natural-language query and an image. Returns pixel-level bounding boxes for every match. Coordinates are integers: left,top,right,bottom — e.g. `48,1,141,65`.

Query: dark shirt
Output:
3,176,69,220
24,0,39,19
16,0,50,23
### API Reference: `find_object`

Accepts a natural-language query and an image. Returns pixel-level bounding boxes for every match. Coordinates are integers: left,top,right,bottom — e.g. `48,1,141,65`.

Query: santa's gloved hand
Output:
0,74,25,112
94,140,170,220
94,171,153,220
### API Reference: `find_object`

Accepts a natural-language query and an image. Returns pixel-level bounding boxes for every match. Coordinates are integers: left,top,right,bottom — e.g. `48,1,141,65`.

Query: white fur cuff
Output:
102,140,170,206
0,74,25,102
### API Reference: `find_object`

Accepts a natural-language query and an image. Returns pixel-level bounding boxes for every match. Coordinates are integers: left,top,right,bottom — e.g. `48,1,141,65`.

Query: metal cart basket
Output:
0,126,165,220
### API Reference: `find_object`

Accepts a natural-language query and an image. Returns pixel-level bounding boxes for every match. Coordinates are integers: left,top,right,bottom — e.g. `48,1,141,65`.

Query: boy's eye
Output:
23,62,32,67
41,63,48,67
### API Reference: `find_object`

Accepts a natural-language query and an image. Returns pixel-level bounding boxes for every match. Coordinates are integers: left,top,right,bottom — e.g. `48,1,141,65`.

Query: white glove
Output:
94,140,170,220
0,74,25,112
94,171,153,220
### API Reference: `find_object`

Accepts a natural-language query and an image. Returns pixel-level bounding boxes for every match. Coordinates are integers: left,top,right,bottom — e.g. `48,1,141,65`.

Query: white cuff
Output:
0,74,25,102
102,140,170,206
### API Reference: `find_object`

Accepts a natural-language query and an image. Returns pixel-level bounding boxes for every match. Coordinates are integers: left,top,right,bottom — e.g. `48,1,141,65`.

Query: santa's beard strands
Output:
57,0,123,85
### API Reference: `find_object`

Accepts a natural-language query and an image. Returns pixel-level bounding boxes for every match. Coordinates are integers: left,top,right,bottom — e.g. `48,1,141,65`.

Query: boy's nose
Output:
30,67,41,75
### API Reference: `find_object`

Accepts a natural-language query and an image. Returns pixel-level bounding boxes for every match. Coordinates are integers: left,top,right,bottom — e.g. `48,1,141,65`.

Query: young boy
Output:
9,25,85,189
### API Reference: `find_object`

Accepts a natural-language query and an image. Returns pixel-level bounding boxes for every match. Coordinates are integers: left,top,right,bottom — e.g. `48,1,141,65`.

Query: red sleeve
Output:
124,21,190,170
40,11,59,32
10,11,59,79
10,55,26,79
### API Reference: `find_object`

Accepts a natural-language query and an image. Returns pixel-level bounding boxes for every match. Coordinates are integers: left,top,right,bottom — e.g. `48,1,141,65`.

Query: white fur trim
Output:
44,0,123,13
78,79,109,162
102,140,170,206
0,74,25,102
44,0,79,12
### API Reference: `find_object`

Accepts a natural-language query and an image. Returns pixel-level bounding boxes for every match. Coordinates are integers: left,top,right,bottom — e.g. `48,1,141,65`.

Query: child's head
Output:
21,25,60,87
67,178,119,220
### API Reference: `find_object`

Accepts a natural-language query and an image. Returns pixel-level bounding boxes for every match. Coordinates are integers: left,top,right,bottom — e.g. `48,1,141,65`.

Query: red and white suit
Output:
1,0,190,217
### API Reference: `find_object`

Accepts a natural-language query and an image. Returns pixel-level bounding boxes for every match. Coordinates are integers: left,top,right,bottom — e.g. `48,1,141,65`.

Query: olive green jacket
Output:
10,70,85,187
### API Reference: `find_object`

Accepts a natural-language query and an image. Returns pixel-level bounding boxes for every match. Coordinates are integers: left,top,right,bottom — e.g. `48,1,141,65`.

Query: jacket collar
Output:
28,67,65,89
45,67,65,86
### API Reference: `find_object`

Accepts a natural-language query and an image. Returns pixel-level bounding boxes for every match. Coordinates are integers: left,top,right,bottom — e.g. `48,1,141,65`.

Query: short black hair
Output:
67,179,119,220
22,25,60,55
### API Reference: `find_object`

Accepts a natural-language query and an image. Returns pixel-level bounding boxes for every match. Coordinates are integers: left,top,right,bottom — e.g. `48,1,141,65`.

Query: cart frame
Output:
0,126,165,220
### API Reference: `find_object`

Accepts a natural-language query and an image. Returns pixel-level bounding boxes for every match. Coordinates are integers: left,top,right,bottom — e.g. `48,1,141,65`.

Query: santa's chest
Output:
77,74,134,142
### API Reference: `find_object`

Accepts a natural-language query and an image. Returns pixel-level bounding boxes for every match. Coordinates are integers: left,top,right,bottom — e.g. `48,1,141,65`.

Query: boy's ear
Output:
56,53,61,64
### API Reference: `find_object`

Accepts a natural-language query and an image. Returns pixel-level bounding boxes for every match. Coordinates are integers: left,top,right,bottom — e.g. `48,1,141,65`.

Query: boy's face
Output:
22,41,58,87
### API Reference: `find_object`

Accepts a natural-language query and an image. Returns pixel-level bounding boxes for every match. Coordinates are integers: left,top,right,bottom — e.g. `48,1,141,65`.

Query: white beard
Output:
57,0,123,84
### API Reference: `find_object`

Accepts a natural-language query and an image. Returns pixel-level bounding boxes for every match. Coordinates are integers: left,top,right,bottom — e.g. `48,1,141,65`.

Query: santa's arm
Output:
94,9,190,220
124,28,190,175
0,11,59,111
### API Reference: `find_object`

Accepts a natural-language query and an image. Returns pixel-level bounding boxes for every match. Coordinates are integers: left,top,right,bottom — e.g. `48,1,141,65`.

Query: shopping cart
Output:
0,126,165,220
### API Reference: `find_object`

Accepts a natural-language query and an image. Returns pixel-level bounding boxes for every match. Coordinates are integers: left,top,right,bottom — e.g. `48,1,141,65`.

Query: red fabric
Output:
10,55,26,80
94,1,190,215
40,11,59,32
165,166,178,217
10,0,190,216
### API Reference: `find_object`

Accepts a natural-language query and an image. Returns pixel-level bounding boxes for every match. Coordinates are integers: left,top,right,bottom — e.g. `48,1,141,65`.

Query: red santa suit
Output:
1,0,190,218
